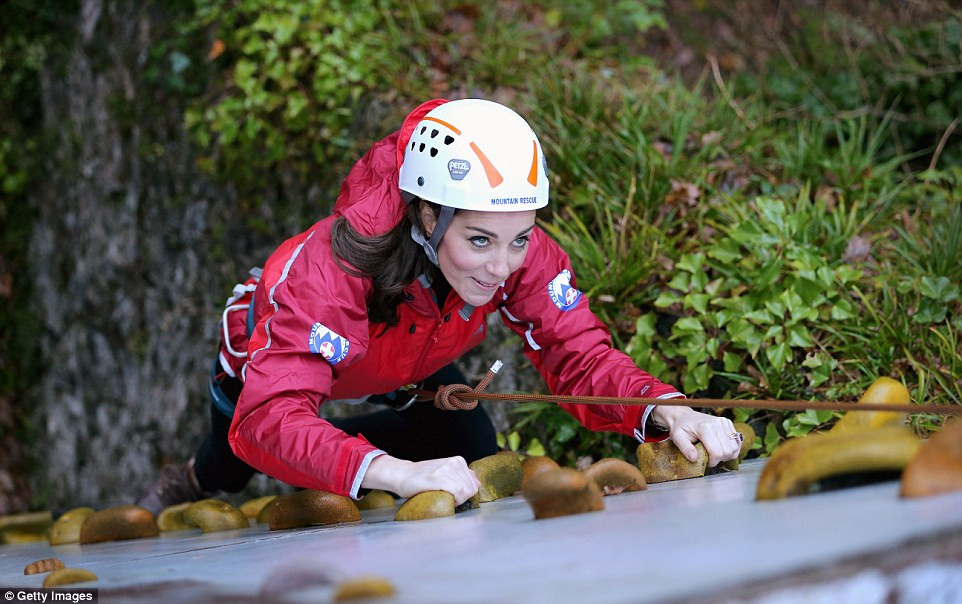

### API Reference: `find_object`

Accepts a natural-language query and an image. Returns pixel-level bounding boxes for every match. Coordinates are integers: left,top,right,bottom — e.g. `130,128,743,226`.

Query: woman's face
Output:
422,206,537,306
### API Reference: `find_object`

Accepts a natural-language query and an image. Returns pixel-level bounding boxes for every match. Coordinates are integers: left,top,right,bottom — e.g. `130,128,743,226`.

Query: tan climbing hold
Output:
583,458,647,495
636,440,708,483
901,418,962,498
394,491,455,521
522,467,604,520
42,567,98,588
468,453,523,504
48,507,95,545
183,499,250,533
267,490,361,530
756,426,921,500
79,505,159,544
356,490,396,510
333,575,397,601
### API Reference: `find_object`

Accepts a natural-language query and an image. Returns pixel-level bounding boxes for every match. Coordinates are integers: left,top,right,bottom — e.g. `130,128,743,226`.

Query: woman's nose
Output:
486,248,510,279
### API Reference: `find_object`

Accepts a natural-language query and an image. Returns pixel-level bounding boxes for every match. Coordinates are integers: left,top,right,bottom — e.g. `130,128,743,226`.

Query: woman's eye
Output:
469,236,489,247
513,236,530,248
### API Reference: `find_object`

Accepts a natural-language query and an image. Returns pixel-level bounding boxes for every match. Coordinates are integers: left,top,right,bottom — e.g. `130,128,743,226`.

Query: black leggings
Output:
192,363,498,494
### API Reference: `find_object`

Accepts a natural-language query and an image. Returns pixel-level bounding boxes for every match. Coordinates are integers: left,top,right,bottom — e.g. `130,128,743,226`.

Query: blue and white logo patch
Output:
309,322,350,364
547,269,582,312
447,159,471,181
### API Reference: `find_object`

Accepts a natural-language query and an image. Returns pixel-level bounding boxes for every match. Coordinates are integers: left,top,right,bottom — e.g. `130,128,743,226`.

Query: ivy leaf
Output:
764,297,787,320
708,239,742,264
676,253,705,274
683,363,711,393
673,317,705,333
764,422,782,455
793,277,825,305
526,438,546,457
667,272,691,292
723,351,743,372
634,313,658,338
654,291,682,308
787,324,815,348
684,292,710,314
743,308,774,324
765,341,792,370
728,319,763,356
830,298,857,320
756,258,784,288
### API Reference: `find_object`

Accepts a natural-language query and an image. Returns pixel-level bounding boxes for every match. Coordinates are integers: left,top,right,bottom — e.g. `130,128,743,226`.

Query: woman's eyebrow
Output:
465,225,535,239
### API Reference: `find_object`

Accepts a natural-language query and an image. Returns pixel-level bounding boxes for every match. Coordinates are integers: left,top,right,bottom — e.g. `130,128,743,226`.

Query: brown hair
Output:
330,200,442,326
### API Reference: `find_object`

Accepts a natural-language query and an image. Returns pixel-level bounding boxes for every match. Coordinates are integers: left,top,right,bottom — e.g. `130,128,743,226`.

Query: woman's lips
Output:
472,277,499,290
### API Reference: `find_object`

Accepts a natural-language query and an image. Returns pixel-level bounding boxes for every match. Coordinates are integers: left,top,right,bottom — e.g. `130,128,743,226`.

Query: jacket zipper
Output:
410,287,459,379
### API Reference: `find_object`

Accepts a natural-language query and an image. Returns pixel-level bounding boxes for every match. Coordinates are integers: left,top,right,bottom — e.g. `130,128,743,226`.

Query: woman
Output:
138,99,740,513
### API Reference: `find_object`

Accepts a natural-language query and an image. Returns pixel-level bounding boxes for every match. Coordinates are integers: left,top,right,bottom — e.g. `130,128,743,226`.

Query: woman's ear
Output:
418,201,437,238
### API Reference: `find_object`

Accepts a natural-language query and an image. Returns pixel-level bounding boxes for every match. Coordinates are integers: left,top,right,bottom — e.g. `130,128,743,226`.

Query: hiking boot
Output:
136,458,206,516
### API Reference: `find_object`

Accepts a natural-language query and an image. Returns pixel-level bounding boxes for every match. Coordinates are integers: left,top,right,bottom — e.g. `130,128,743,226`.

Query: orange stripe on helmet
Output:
527,140,539,187
423,116,462,136
469,142,504,188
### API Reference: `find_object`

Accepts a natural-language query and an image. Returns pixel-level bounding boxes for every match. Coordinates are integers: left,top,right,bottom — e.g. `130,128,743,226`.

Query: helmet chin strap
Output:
410,204,455,267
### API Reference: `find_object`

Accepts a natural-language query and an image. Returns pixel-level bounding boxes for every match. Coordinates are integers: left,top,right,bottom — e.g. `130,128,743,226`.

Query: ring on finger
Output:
729,432,743,442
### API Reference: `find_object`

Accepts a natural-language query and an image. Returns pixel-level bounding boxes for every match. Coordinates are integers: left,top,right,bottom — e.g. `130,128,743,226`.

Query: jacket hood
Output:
332,99,448,237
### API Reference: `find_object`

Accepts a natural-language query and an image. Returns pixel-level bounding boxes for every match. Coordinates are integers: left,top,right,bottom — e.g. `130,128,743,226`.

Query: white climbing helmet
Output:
399,99,549,266
399,99,549,212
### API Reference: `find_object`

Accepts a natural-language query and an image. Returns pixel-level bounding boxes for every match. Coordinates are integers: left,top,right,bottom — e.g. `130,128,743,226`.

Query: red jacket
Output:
227,100,682,498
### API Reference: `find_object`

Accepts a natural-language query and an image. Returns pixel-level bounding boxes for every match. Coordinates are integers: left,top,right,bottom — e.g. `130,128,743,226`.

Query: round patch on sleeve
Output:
547,269,582,312
309,322,350,364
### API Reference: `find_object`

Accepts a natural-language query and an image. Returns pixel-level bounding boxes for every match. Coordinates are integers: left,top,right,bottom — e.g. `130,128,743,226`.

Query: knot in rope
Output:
434,360,503,411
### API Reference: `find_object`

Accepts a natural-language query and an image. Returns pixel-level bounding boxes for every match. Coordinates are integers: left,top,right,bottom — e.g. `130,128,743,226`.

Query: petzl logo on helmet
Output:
447,159,471,181
309,322,350,364
547,269,582,312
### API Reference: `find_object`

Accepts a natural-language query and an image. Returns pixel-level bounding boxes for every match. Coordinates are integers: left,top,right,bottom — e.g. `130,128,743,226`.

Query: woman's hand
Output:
649,405,741,467
361,455,481,505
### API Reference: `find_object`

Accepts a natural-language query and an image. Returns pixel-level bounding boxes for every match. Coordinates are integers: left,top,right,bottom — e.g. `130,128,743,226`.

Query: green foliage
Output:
734,7,962,167
496,430,545,457
508,402,629,467
541,0,666,65
893,168,962,283
186,0,403,189
183,0,670,202
628,187,870,395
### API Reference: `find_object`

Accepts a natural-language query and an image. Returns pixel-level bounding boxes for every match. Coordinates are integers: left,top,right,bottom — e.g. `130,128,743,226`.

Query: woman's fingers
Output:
400,456,481,505
667,409,741,467
697,417,740,467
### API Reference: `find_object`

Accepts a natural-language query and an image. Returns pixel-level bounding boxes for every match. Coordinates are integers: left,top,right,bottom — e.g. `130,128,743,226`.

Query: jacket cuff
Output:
349,449,387,499
633,392,687,442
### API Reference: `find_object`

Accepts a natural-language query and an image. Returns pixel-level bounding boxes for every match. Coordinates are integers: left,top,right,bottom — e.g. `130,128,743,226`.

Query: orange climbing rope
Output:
420,360,961,416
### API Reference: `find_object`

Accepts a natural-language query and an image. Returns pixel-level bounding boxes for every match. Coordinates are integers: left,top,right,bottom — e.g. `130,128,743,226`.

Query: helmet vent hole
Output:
410,141,415,150
430,129,439,138
420,127,426,135
419,143,425,152
444,136,454,145
417,176,425,186
430,147,438,157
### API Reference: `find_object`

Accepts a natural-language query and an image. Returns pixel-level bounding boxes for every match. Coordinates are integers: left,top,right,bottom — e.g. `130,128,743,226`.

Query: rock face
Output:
28,2,231,508
23,1,323,508
20,1,542,510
